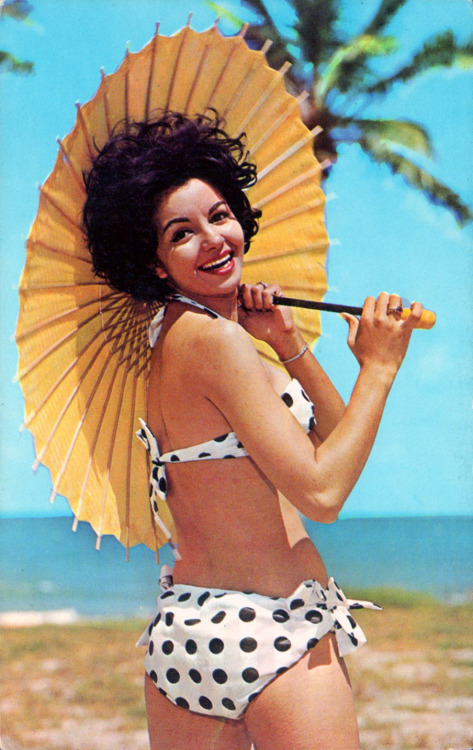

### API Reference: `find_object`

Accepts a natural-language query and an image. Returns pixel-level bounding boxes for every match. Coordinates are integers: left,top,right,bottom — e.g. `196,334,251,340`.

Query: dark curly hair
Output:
83,112,261,303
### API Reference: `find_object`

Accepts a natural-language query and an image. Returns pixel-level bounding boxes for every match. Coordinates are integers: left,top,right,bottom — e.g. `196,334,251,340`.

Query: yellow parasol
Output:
15,21,329,558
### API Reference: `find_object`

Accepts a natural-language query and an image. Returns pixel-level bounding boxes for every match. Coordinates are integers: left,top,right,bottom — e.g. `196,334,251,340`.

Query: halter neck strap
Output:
148,294,223,348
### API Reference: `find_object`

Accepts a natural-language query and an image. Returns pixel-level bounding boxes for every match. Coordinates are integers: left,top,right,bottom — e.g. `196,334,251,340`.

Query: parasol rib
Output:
100,69,113,138
56,138,86,193
206,25,249,109
220,40,272,121
252,165,323,209
257,125,323,182
249,92,309,155
244,240,328,265
165,23,191,113
24,236,91,265
74,103,96,164
258,197,325,230
183,25,216,115
31,307,139,470
38,183,82,229
237,61,291,134
144,24,160,121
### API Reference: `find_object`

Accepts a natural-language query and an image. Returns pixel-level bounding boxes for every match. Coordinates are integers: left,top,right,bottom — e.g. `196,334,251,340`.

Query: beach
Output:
2,592,472,750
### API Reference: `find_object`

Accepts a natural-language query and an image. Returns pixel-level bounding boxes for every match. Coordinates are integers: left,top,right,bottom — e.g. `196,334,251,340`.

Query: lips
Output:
199,252,234,273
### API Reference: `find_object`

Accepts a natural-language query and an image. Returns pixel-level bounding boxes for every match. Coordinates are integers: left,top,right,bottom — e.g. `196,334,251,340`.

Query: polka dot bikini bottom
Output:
137,573,381,719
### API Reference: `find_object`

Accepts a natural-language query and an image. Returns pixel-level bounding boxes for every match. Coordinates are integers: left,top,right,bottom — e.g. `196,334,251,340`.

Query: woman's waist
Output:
171,537,328,598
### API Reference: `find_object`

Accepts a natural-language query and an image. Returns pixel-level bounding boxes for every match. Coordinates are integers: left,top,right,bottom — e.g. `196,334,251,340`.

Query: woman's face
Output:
154,178,245,300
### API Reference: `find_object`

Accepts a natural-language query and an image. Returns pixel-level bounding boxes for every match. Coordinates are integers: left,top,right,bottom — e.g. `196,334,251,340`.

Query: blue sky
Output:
1,0,472,520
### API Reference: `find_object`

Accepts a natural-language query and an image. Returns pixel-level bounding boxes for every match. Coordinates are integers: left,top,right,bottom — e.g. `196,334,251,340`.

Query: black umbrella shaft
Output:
273,296,363,316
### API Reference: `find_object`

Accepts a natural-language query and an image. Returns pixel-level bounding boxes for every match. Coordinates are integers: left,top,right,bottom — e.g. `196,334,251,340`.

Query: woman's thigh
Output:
145,673,252,750
243,633,360,750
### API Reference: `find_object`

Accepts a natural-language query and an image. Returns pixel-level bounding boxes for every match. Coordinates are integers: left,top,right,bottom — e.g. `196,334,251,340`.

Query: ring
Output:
386,305,403,316
257,281,268,289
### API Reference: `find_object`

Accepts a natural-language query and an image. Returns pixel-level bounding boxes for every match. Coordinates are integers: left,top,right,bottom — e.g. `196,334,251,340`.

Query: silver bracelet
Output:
280,343,309,365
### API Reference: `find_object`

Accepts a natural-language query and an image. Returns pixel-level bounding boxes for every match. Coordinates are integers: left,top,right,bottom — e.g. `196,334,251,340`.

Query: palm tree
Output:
0,0,34,75
211,0,473,224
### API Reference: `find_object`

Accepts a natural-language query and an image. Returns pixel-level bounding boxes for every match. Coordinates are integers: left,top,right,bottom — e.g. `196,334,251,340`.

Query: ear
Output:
155,264,169,280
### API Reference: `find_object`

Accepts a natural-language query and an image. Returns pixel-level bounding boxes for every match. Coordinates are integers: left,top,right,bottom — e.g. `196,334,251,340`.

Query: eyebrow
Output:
162,200,227,236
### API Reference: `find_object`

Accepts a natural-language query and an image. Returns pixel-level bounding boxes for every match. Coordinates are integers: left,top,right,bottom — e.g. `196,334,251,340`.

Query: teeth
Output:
200,253,232,271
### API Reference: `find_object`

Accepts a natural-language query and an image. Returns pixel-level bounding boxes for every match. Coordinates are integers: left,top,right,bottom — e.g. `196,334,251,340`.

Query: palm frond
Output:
361,31,473,96
338,118,433,157
359,135,472,224
0,0,34,21
0,50,33,74
291,0,341,69
315,35,397,102
362,0,409,36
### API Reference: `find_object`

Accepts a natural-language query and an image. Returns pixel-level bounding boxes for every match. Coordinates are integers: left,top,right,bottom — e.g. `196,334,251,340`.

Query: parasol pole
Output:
273,296,436,330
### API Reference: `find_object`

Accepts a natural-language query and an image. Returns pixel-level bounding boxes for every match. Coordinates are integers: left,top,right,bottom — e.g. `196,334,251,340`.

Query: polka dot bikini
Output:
137,574,381,719
136,294,381,718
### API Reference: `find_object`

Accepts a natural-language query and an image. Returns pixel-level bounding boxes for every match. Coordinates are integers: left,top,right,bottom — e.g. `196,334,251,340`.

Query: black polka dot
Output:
165,612,174,626
242,667,259,683
214,434,227,443
198,452,211,458
301,388,310,401
272,609,290,623
166,668,180,683
158,477,167,494
175,697,190,710
197,592,210,606
239,607,256,622
214,593,227,599
349,633,359,647
162,640,174,655
178,592,191,602
209,638,224,654
158,687,167,697
169,454,180,462
336,590,344,602
160,590,174,600
236,441,244,449
184,618,201,626
334,621,342,630
276,666,288,675
222,698,236,711
223,454,236,459
239,637,257,653
153,613,161,626
248,691,260,702
289,598,305,610
148,640,154,655
211,611,226,624
212,668,228,684
149,670,158,683
309,416,316,431
274,636,291,652
189,669,202,683
281,392,294,408
347,614,357,629
199,696,213,710
307,637,319,650
152,466,159,481
305,609,323,624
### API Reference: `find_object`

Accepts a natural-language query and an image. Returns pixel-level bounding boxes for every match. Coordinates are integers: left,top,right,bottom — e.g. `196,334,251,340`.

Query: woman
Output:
84,112,421,750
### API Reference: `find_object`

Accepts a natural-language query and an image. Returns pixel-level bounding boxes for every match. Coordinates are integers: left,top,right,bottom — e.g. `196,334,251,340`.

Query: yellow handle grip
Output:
400,307,436,329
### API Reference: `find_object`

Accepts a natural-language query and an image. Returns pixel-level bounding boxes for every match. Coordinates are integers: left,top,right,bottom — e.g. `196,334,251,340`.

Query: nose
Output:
201,222,223,250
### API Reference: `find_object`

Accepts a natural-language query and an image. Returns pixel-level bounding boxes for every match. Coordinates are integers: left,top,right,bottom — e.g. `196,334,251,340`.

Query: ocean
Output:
1,516,471,621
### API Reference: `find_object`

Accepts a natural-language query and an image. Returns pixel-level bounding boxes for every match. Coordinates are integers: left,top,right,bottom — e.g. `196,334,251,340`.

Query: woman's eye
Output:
211,210,230,223
171,227,192,243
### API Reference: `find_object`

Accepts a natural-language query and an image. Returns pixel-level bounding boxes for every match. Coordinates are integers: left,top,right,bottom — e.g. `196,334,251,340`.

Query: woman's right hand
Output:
341,293,423,377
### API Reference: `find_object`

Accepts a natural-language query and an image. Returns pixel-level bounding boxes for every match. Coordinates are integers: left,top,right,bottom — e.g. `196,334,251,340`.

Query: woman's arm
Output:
191,290,422,524
238,283,345,441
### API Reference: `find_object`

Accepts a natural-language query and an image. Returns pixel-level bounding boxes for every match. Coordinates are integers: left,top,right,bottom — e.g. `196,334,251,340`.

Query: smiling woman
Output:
79,109,423,750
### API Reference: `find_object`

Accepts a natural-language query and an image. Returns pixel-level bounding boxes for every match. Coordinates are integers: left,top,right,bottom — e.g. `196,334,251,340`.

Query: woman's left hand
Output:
238,283,303,356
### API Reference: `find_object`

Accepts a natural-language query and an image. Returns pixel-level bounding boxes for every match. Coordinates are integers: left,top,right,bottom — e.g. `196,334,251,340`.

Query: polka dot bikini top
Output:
136,294,316,559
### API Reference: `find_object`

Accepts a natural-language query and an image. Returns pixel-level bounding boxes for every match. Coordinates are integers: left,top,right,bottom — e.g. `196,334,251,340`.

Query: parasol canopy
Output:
15,21,329,558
